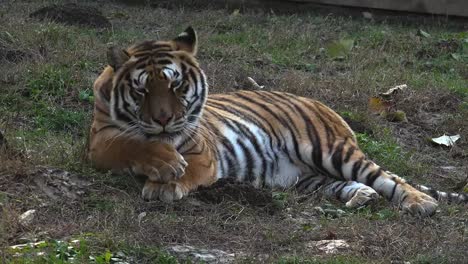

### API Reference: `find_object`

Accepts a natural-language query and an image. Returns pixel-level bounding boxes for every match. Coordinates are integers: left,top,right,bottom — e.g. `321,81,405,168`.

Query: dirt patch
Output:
342,117,374,135
0,47,30,63
0,130,5,148
193,179,280,214
29,3,111,28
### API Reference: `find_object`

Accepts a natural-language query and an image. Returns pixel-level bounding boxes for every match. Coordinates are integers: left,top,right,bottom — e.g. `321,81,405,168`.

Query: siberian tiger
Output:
88,27,466,217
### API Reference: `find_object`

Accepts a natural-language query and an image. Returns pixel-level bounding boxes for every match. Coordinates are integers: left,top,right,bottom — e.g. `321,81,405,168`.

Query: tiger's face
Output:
107,27,207,142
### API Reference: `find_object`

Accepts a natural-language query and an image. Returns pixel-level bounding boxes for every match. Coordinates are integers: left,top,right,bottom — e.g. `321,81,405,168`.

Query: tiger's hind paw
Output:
345,187,379,208
400,191,438,217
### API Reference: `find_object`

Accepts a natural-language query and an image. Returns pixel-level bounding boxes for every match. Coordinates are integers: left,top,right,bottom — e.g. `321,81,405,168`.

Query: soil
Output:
29,3,111,28
194,178,280,214
0,45,30,63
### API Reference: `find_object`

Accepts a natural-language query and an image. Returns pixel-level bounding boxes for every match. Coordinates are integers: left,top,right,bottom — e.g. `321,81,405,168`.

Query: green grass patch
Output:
26,65,74,101
33,104,87,132
356,132,413,176
5,237,178,264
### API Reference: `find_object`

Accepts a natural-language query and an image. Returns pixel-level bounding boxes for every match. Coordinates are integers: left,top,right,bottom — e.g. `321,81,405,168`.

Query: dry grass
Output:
1,0,467,263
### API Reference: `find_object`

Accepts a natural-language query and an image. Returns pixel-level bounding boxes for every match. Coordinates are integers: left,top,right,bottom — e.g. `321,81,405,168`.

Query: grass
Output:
1,0,467,263
5,237,178,264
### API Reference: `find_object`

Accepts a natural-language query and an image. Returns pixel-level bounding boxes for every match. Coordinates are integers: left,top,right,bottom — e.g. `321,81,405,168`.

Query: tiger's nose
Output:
154,114,172,126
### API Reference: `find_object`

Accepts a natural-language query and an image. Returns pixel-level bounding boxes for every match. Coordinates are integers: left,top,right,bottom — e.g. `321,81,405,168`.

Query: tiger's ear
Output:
107,46,130,70
173,26,198,55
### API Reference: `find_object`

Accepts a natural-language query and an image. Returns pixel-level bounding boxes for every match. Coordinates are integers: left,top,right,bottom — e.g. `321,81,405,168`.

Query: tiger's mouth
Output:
142,129,184,142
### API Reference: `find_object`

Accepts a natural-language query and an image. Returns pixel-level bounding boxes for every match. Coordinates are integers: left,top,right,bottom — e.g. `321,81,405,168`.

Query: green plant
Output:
26,65,74,102
356,132,413,176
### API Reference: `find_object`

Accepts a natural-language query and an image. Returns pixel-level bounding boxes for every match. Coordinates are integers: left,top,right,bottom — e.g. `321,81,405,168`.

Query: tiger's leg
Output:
142,141,218,202
88,126,187,187
297,175,379,208
319,138,438,217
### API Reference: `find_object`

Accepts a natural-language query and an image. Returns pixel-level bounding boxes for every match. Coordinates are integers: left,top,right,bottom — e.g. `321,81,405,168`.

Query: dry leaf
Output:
379,84,407,98
431,134,460,147
247,77,264,89
368,97,392,114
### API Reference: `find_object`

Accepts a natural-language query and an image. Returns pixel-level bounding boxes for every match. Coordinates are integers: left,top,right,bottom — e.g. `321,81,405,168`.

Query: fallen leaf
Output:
417,29,431,38
326,39,354,59
368,97,392,114
451,53,461,61
379,84,407,98
246,77,264,89
431,134,460,147
19,209,36,226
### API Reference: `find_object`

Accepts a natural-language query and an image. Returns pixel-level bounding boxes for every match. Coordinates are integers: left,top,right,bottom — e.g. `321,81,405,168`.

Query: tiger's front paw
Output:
157,153,188,182
132,152,187,182
141,180,162,201
400,191,438,217
158,181,188,203
141,180,188,202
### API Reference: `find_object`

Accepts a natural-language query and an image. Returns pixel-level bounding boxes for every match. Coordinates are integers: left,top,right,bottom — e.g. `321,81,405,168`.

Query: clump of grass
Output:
5,237,178,264
26,64,74,101
34,105,87,132
356,131,413,176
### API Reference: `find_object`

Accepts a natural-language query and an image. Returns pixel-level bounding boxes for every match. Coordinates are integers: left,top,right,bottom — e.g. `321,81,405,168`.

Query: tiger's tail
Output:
412,182,468,204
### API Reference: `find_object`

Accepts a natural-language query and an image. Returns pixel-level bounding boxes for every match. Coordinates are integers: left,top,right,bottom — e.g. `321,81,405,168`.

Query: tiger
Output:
87,27,467,217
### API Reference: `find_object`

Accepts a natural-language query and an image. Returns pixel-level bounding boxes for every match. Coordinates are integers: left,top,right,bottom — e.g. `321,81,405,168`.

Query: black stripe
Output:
230,119,266,184
429,188,440,200
366,168,383,188
351,158,364,181
279,94,327,175
207,100,278,152
334,182,348,199
95,124,119,133
357,161,372,180
237,139,255,182
389,179,399,201
343,145,356,163
203,115,238,178
156,59,172,65
331,141,346,180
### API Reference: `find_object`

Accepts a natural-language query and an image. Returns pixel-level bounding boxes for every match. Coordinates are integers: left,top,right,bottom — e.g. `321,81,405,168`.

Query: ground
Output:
0,0,467,263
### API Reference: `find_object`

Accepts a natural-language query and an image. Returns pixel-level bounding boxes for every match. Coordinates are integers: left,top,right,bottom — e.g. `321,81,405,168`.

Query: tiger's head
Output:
107,27,207,142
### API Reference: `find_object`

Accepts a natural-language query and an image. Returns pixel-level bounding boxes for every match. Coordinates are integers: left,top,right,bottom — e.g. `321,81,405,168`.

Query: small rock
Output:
137,212,147,223
362,12,373,20
19,210,36,226
307,239,350,254
168,245,235,263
